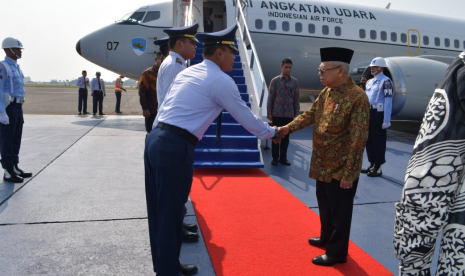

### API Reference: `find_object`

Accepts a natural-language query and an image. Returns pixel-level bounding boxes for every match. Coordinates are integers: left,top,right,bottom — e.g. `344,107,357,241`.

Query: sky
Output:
0,0,464,82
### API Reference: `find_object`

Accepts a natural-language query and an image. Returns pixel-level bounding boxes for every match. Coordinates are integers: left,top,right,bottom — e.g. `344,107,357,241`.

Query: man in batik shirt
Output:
394,52,465,276
278,47,370,266
267,58,300,166
139,51,163,133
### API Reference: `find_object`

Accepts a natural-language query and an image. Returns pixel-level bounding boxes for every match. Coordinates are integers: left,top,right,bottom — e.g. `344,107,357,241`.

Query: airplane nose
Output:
76,39,81,56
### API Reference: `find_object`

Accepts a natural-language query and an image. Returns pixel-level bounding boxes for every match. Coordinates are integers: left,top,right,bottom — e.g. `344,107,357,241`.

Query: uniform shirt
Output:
155,59,275,140
0,56,25,113
90,78,106,95
287,76,370,182
267,74,300,118
139,65,159,114
156,51,187,108
365,72,393,122
76,76,89,89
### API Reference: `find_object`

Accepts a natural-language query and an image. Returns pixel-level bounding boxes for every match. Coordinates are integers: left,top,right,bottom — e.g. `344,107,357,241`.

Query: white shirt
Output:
155,59,275,140
156,51,187,108
76,76,88,89
90,78,106,95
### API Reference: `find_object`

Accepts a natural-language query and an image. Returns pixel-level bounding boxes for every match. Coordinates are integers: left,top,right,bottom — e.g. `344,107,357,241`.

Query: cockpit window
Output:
143,11,161,23
122,12,146,24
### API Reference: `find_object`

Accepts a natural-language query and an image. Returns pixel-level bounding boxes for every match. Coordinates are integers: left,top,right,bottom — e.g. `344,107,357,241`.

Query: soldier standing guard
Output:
0,37,33,183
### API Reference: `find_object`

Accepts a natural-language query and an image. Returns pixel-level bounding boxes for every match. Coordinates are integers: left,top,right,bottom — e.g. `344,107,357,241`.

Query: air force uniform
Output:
144,24,278,276
156,23,199,109
364,60,393,175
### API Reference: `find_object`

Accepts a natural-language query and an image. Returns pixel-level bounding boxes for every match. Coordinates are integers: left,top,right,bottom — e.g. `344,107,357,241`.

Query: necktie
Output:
98,78,101,90
216,111,222,144
83,78,86,89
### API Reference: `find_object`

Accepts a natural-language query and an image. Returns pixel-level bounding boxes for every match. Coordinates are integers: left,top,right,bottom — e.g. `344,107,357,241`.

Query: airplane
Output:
76,0,465,121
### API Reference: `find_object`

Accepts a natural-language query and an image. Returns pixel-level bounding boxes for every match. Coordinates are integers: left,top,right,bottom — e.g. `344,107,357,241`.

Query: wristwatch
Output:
273,128,281,139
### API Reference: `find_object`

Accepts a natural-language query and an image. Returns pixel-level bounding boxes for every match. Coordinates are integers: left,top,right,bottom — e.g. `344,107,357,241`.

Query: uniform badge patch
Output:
0,75,2,79
176,58,183,65
384,81,391,89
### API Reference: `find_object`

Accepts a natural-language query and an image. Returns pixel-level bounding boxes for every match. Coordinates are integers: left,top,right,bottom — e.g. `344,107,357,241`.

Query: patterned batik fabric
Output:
287,76,370,182
394,52,465,276
139,65,159,114
267,74,300,118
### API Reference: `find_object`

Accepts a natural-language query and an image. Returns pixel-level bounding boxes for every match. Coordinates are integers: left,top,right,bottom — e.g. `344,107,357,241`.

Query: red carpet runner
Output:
190,169,393,276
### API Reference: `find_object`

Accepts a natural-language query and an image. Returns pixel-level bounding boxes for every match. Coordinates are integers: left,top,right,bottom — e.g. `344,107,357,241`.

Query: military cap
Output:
196,24,238,52
320,47,354,64
154,36,169,46
163,23,199,43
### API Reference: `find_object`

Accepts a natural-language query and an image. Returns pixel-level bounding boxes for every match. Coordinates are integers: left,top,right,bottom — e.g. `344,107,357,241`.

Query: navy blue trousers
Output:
316,178,359,259
144,127,195,276
78,88,88,113
114,91,121,112
366,109,386,165
92,91,104,114
0,103,24,169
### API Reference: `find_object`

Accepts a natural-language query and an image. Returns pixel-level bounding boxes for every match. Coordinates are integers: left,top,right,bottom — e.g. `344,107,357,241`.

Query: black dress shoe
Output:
14,165,33,178
308,237,327,247
183,222,198,232
360,163,374,174
312,254,347,266
279,159,291,166
181,264,198,276
78,112,82,115
83,112,89,114
99,113,105,115
183,228,199,242
93,113,96,116
3,168,23,183
367,165,382,177
271,159,278,166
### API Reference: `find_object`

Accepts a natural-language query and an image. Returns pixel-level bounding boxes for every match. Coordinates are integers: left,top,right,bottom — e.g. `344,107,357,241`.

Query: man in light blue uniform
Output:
0,37,32,183
76,70,89,115
361,57,393,177
156,23,198,109
144,24,281,276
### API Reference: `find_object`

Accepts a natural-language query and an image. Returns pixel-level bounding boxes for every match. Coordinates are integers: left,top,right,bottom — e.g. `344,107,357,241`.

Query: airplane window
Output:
391,32,397,42
381,31,387,41
423,36,429,45
255,19,263,29
454,39,460,49
308,24,315,34
322,25,329,35
445,38,450,47
143,11,160,23
370,30,377,40
295,22,302,33
335,26,341,36
435,37,440,46
401,33,407,43
411,35,417,44
269,20,276,31
359,29,366,39
125,12,146,24
283,21,290,32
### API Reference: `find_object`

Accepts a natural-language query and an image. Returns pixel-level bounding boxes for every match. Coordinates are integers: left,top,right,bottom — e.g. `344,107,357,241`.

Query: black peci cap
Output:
320,47,354,64
154,36,169,46
163,23,199,43
196,24,238,52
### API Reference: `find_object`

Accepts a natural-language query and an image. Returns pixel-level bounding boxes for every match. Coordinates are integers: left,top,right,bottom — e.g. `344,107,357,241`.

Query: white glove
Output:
0,112,9,125
382,122,391,129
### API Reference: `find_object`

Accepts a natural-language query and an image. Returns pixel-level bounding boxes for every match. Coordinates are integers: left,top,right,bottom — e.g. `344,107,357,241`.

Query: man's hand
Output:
0,112,9,125
382,122,391,129
340,178,353,189
267,114,272,121
143,110,151,118
278,126,290,137
91,93,94,97
271,126,280,144
104,94,106,97
123,88,127,92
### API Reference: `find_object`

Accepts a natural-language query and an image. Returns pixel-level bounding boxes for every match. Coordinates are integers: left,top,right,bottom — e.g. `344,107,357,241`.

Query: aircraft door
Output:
407,29,421,56
176,0,203,27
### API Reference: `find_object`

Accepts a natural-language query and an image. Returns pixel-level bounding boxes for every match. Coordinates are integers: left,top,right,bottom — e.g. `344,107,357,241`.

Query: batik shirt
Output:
267,74,300,118
394,52,465,276
287,76,370,182
139,65,159,115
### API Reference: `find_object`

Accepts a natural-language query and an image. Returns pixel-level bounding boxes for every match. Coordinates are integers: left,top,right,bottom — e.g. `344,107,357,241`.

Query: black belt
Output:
157,122,198,147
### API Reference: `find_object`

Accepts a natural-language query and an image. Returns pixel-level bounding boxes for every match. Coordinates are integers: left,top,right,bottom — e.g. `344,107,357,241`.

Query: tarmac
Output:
0,86,427,275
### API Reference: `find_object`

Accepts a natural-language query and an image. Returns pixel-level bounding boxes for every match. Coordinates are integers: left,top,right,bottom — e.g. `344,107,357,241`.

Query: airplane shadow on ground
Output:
70,116,147,133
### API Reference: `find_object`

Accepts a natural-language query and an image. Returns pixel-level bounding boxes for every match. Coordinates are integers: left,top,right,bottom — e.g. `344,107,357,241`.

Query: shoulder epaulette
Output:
176,58,183,65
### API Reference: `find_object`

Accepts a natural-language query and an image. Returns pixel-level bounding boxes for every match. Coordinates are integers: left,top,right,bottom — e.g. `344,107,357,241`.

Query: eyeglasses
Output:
317,66,341,75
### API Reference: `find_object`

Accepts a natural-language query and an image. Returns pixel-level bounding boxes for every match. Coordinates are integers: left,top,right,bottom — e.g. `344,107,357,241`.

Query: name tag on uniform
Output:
377,103,384,112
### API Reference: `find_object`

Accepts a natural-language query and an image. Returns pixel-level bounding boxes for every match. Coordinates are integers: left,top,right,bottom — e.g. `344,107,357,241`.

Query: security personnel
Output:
361,57,393,177
114,75,126,114
0,37,33,183
156,23,199,109
90,72,106,116
144,24,280,276
155,25,200,238
76,70,89,115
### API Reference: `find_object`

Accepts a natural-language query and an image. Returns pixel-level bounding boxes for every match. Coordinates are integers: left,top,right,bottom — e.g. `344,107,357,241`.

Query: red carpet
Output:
190,169,393,276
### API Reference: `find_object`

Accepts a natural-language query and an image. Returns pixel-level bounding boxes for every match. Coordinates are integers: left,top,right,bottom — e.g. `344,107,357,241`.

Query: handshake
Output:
271,126,290,144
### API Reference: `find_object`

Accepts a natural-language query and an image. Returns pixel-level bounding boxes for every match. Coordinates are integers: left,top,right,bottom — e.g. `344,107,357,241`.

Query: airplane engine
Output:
383,57,449,120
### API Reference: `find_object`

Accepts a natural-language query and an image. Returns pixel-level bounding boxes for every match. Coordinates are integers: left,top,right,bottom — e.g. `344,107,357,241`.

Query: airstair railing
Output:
234,1,269,119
